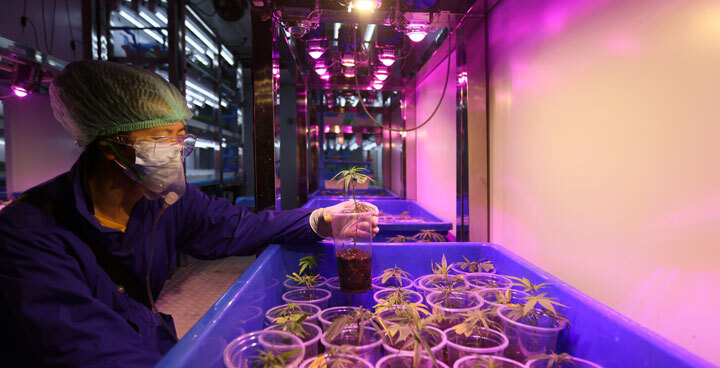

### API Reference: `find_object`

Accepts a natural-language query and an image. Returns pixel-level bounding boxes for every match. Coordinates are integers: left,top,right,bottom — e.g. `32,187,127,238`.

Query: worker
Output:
0,60,378,367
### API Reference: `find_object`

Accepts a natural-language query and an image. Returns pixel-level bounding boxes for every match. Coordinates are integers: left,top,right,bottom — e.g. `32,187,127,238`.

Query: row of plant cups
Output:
223,257,603,367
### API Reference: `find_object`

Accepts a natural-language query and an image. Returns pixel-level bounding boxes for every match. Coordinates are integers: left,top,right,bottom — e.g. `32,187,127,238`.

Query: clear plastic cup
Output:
321,326,383,364
382,326,447,362
264,323,322,360
426,291,483,329
376,305,431,325
464,274,513,292
453,355,524,368
223,330,305,368
477,288,530,323
372,288,424,306
265,303,321,327
319,306,359,330
414,274,466,297
332,211,374,294
371,275,414,293
444,327,509,366
375,353,449,368
497,306,567,363
525,356,604,368
299,353,374,368
282,288,332,309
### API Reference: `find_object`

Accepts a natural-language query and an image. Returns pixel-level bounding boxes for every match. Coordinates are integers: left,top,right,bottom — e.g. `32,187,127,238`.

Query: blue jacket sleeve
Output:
175,185,322,259
0,229,161,367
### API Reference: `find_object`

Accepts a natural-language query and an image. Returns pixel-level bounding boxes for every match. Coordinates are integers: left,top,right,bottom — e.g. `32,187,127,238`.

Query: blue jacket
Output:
0,154,320,367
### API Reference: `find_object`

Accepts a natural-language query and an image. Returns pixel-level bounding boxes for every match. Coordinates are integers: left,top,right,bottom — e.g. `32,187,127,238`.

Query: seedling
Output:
331,167,377,212
507,276,550,295
324,306,388,346
428,255,466,307
452,309,501,338
412,230,446,242
471,356,503,368
286,272,321,297
299,254,322,276
456,256,495,273
374,292,429,321
529,352,577,367
383,312,444,368
387,235,415,243
504,293,570,327
307,346,357,368
250,348,301,368
269,303,309,338
379,265,412,287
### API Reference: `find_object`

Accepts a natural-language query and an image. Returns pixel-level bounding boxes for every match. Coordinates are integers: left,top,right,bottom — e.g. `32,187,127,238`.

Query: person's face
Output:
98,121,187,165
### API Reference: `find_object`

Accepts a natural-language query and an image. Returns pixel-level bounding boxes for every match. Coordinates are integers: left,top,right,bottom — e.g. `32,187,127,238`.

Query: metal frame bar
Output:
456,28,469,242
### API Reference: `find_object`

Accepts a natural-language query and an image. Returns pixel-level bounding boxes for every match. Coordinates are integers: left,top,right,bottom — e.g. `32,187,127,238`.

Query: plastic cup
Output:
453,355,524,368
464,274,513,292
414,274,465,297
223,330,305,368
375,353,449,368
284,276,328,292
332,211,374,294
372,289,424,306
371,275,414,293
264,323,322,360
282,288,332,309
299,353,374,368
450,261,497,276
382,326,447,362
376,305,431,325
319,306,359,330
525,356,603,368
321,326,383,364
265,303,321,327
477,288,531,324
426,291,483,329
497,306,567,363
444,327,509,366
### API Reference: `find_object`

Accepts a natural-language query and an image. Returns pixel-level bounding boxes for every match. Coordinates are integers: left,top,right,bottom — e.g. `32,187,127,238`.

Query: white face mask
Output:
116,141,186,205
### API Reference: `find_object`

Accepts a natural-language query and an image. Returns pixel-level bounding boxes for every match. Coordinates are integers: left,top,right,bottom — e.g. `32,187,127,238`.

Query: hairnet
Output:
49,60,192,146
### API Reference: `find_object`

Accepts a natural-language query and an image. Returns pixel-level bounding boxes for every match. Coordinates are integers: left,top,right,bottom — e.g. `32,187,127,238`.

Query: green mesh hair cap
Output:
49,60,192,146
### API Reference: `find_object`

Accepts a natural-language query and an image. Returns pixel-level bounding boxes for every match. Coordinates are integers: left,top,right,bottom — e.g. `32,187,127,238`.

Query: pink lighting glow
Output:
308,41,325,59
343,66,356,78
378,48,396,67
375,66,389,81
320,73,331,80
406,23,429,42
457,71,468,85
12,85,29,97
272,60,280,77
372,80,383,90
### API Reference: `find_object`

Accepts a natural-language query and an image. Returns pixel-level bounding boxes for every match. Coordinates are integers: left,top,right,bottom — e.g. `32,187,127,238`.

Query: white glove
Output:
310,200,380,239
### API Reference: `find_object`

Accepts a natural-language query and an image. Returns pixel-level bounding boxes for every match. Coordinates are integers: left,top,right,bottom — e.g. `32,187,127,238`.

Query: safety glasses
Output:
108,134,197,158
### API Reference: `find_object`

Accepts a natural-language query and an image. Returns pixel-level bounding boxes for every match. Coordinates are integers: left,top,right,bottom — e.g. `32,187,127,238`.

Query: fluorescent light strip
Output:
185,19,218,54
185,5,216,38
220,45,234,65
334,23,341,39
185,35,205,54
119,10,164,44
186,79,219,101
155,11,168,24
364,24,376,42
139,11,168,36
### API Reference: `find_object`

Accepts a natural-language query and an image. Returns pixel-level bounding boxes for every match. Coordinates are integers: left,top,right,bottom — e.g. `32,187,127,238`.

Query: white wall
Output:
487,0,720,364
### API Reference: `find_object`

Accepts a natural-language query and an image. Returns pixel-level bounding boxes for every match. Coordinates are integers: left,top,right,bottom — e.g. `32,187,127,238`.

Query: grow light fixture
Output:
272,60,280,77
320,73,331,81
341,52,355,67
343,66,356,78
372,80,384,90
378,48,396,67
406,23,429,43
375,66,389,81
11,85,29,97
308,40,325,59
348,0,381,12
315,59,328,75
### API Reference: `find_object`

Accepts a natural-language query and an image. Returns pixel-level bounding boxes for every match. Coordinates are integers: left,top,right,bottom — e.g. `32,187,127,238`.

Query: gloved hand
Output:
310,200,380,239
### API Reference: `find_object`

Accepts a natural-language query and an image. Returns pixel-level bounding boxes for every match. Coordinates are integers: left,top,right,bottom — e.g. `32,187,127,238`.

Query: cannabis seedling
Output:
456,256,495,273
383,312,444,368
503,293,570,327
298,254,322,276
324,306,387,346
507,276,551,295
412,230,446,242
429,255,466,307
307,346,358,368
286,272,321,297
529,352,578,367
250,348,301,368
331,167,377,211
269,303,309,338
471,356,503,368
387,235,415,243
379,265,412,288
452,309,501,338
